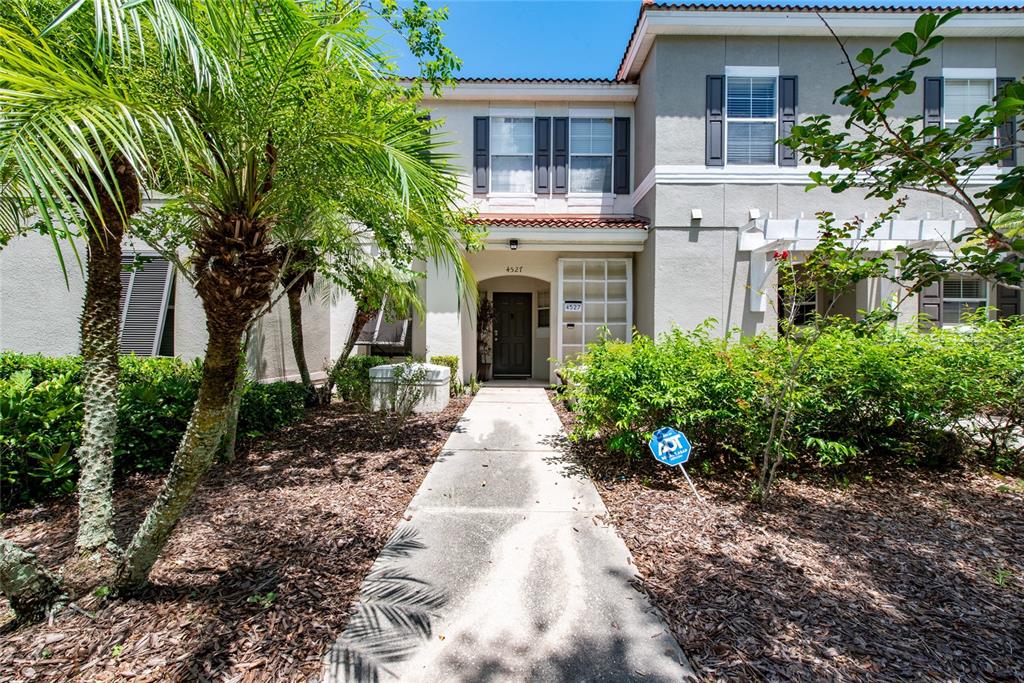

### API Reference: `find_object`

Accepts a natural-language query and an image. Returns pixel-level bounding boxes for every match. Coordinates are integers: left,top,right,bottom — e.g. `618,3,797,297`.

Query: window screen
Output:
726,76,777,165
490,117,533,193
569,118,613,193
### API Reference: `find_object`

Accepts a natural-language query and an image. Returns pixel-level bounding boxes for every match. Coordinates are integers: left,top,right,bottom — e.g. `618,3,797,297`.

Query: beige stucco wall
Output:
0,232,338,383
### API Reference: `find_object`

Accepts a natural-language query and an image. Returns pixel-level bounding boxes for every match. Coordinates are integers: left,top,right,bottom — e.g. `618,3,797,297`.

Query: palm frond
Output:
43,0,226,88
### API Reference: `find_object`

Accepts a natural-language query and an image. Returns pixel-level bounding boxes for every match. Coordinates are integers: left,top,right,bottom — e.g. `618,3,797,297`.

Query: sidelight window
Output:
557,258,632,361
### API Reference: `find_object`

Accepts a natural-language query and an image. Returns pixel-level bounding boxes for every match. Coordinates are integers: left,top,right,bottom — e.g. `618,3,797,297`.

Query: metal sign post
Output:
648,427,710,517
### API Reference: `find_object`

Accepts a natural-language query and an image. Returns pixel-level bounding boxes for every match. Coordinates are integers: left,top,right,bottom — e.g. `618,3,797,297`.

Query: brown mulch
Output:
547,390,1024,682
0,397,470,683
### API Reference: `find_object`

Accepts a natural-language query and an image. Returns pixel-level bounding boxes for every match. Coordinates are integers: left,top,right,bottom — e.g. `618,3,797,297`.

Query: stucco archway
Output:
471,274,553,382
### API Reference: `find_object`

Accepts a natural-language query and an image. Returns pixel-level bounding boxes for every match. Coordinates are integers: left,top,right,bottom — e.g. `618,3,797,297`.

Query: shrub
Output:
115,358,201,474
239,381,309,437
429,355,462,396
330,354,390,408
0,353,309,509
0,369,82,507
565,319,1024,474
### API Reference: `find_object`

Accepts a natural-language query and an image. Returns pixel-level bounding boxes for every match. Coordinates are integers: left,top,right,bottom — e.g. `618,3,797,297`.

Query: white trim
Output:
725,65,780,77
483,227,648,252
489,106,535,117
942,68,998,80
619,10,1024,80
631,164,1006,206
568,107,615,118
419,82,638,103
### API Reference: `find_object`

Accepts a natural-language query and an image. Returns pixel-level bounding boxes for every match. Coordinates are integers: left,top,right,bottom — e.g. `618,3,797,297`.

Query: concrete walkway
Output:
323,387,692,683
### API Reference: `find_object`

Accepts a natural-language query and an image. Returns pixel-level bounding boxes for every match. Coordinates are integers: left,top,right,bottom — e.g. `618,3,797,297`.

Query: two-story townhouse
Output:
2,2,1023,386
409,2,1024,383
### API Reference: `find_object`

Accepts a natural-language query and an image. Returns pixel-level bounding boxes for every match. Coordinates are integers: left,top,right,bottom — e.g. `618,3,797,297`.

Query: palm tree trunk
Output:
0,538,63,622
75,155,139,564
219,352,247,463
326,308,373,396
341,309,372,362
75,226,124,555
116,324,244,589
287,284,314,398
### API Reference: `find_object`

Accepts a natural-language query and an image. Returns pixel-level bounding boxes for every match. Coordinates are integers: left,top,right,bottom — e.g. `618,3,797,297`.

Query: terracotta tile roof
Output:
617,2,1024,79
468,214,649,230
642,1,1021,10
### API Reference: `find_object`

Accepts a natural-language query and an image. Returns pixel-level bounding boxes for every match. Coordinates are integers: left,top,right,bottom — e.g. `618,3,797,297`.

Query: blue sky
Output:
372,0,1023,80
374,0,641,80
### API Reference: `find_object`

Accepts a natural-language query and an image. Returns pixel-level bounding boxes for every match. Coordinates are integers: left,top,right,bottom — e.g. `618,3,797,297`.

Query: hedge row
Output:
0,353,307,510
564,318,1024,474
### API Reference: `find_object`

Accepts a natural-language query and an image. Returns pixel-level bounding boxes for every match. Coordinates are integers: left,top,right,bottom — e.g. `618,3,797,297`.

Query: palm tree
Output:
0,0,215,617
115,0,474,589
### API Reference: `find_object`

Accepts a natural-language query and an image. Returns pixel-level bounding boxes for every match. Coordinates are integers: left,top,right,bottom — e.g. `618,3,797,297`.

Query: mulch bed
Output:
547,390,1024,682
0,397,470,682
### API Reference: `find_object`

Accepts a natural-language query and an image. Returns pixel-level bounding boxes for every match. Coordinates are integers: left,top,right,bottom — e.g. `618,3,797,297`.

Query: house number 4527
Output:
505,266,523,273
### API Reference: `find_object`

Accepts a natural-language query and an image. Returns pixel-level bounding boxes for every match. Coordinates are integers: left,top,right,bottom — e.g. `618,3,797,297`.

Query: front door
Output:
492,292,532,377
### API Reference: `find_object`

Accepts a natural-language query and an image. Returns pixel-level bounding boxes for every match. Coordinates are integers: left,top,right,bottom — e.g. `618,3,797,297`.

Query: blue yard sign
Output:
648,427,708,515
648,427,692,466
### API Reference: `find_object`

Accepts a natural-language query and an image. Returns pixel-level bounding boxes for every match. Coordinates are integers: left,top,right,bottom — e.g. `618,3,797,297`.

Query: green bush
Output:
330,355,390,408
429,355,462,396
565,319,1024,474
0,353,308,509
239,381,309,437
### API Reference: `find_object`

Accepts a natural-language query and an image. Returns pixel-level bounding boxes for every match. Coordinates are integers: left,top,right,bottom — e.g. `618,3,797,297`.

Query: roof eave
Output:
415,79,638,102
617,5,1024,80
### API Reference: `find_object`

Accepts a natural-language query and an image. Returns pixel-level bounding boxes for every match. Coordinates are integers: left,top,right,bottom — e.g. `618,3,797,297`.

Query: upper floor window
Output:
490,116,533,193
944,78,995,155
726,75,777,165
569,117,613,193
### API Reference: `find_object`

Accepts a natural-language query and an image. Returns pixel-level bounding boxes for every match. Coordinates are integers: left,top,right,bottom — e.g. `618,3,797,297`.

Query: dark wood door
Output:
492,292,532,377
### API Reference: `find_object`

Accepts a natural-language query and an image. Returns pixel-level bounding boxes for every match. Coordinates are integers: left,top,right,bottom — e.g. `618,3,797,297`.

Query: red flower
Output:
780,249,790,260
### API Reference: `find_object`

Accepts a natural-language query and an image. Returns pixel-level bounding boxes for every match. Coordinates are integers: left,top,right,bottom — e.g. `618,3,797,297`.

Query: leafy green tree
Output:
783,10,1024,290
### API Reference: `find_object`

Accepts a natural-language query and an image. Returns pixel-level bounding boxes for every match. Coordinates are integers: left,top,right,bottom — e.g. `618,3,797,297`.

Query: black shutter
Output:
553,117,568,194
535,117,551,193
473,116,489,194
923,77,943,132
997,77,1017,168
706,75,725,167
778,76,798,167
613,117,631,194
919,280,942,329
997,284,1021,319
120,256,173,356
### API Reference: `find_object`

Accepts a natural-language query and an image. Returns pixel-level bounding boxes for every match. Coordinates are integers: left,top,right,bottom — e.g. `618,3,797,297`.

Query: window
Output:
490,116,533,193
726,76,777,165
942,276,988,325
119,254,173,357
944,78,995,155
569,117,613,193
537,290,550,329
559,259,631,361
778,265,818,331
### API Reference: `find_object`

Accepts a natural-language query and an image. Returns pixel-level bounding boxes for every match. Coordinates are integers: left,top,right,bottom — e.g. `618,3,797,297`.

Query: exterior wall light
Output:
509,239,519,251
